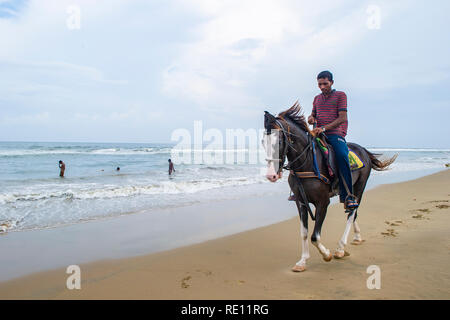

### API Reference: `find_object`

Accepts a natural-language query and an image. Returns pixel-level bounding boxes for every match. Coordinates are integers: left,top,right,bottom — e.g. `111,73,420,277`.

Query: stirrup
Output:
345,196,359,209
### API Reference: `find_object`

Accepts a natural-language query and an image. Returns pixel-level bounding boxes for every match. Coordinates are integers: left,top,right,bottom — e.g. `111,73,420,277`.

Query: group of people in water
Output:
58,159,175,177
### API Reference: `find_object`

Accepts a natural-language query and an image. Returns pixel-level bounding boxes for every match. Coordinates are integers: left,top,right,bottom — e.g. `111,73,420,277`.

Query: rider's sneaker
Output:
345,197,359,209
288,194,297,201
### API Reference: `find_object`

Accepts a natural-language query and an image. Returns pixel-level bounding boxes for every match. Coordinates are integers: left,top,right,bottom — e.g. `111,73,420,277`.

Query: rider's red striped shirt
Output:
312,89,348,137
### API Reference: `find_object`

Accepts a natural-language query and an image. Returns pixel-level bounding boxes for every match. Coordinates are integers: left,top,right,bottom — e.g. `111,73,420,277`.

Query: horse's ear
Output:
264,111,276,133
264,111,276,121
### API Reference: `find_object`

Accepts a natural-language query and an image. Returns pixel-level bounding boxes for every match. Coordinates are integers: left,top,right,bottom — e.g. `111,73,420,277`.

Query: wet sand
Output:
0,170,449,299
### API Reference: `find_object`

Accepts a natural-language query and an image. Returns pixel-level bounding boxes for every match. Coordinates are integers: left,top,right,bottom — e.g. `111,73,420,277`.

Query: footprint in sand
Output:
409,208,432,220
409,208,432,219
224,279,246,286
381,228,398,237
382,221,403,237
181,275,192,289
436,204,449,209
195,269,213,276
385,219,403,226
181,270,213,288
414,208,431,213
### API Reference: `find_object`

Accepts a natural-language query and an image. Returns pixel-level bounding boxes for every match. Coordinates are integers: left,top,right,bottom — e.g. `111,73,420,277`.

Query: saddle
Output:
289,135,365,214
315,136,365,196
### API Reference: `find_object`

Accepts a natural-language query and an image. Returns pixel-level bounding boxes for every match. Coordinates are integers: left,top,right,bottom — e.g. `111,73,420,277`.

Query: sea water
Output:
0,141,448,232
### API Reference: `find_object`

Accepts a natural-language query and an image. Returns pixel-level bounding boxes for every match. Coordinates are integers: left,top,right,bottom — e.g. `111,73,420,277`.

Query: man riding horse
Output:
289,70,358,210
263,72,397,271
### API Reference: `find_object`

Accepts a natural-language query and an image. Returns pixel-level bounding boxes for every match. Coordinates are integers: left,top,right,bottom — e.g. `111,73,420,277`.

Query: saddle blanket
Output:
349,150,364,170
316,138,364,171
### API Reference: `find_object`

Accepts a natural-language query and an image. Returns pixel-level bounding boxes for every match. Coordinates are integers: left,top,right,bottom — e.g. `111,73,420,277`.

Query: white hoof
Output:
333,250,350,259
334,250,345,259
292,264,306,272
351,239,365,245
323,253,332,262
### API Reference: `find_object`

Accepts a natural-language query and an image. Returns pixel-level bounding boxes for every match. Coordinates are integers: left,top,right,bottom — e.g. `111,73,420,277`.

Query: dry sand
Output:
1,170,449,299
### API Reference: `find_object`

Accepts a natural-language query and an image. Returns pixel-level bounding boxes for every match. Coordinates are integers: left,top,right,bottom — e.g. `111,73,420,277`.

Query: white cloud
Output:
0,0,448,146
161,0,376,112
0,111,51,125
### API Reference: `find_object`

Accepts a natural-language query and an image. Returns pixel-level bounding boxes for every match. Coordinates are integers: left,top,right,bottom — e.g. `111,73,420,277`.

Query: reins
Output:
274,118,319,221
274,118,312,172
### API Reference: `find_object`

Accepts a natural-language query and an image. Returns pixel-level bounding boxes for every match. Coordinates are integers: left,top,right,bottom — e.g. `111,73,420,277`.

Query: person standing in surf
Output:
168,159,175,175
59,160,66,177
308,70,358,209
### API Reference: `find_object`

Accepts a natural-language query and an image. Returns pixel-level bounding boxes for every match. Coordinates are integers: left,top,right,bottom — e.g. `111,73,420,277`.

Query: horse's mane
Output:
277,101,311,133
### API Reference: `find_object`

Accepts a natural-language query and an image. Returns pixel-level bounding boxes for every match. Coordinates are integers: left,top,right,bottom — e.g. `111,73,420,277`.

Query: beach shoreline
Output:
0,169,449,299
0,167,443,283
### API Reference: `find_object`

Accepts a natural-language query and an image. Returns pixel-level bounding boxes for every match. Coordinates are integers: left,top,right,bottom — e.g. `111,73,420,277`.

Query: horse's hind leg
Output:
352,218,364,244
350,172,369,245
292,201,309,272
334,170,369,257
334,209,356,258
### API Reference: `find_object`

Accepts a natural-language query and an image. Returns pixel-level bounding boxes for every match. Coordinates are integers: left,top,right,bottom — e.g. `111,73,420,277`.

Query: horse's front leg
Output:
334,209,357,258
292,201,309,272
311,202,332,262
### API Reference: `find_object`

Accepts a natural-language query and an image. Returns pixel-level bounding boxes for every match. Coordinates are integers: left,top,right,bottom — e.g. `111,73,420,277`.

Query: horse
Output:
262,102,397,272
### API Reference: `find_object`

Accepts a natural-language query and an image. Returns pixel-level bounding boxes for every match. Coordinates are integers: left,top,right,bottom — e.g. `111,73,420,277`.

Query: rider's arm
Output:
322,111,347,131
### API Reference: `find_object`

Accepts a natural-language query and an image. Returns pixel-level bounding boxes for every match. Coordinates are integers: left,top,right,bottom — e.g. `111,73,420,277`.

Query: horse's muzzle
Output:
266,171,282,182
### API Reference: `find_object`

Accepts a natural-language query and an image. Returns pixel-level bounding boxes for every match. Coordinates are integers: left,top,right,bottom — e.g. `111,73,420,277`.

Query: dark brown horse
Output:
263,102,396,272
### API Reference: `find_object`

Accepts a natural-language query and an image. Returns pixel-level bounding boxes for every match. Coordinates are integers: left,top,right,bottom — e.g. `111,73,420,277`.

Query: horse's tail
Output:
364,148,398,171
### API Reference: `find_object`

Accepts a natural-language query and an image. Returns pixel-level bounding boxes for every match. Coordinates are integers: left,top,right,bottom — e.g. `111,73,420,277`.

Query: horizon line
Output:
0,140,449,150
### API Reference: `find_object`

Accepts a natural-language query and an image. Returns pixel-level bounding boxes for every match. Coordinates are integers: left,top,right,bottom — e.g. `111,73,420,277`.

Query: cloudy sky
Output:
0,0,449,148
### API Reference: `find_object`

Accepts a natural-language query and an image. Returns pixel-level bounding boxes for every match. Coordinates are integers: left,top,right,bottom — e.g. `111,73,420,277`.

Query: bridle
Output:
265,117,314,174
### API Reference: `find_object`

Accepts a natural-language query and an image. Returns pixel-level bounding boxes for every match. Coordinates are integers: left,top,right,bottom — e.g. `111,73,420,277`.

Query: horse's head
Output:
263,102,311,182
263,111,286,182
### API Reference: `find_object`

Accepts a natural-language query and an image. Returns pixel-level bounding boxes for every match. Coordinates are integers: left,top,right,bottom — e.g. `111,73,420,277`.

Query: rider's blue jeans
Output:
326,134,353,203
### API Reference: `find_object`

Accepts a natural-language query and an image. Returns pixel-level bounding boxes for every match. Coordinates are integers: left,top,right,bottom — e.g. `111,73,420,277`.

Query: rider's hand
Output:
312,127,323,136
308,115,316,125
